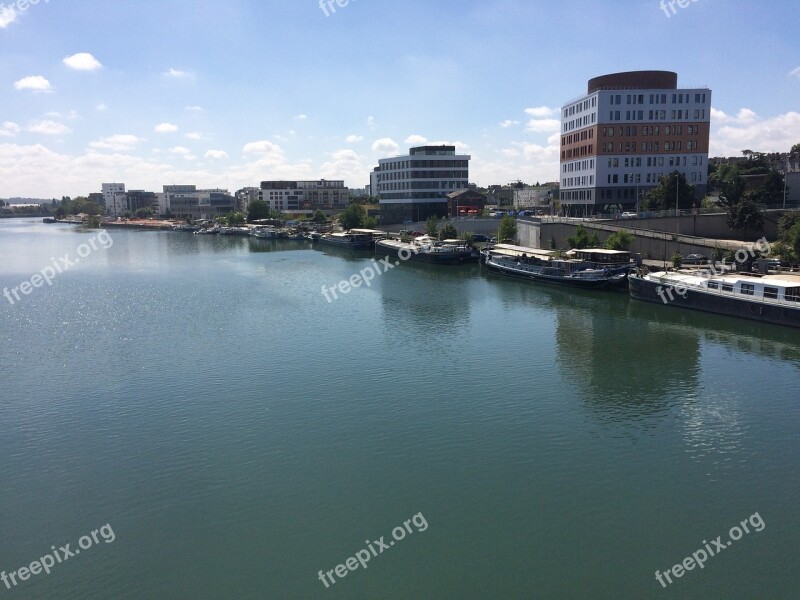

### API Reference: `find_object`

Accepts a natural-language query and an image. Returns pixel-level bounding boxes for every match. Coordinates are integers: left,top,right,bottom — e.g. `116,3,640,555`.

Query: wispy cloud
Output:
371,138,399,154
404,134,428,145
345,135,364,143
63,53,103,71
789,66,800,79
28,120,71,136
164,68,192,79
155,123,179,133
525,106,555,118
205,150,228,160
499,120,520,128
14,76,52,93
0,122,20,137
89,134,145,151
0,5,17,28
294,114,308,121
526,118,560,133
185,105,203,112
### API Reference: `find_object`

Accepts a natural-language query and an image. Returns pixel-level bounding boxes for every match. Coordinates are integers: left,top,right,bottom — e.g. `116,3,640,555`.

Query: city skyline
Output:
1,0,799,198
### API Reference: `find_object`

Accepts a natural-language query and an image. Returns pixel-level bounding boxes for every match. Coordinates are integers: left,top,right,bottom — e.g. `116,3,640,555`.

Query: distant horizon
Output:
1,0,799,197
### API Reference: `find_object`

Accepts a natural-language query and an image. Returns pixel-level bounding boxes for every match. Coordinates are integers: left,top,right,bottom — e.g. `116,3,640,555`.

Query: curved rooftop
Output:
588,70,677,94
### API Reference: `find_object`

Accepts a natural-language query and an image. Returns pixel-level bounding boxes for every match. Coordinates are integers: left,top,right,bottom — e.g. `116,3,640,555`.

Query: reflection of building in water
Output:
378,263,477,343
547,287,703,419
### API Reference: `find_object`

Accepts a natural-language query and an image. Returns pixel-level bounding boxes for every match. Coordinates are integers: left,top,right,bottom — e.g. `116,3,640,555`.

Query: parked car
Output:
683,254,709,265
620,212,638,219
471,234,491,243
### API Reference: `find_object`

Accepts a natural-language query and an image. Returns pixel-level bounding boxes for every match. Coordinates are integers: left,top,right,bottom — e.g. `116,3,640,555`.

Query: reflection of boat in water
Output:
376,235,478,265
483,244,625,289
629,270,800,329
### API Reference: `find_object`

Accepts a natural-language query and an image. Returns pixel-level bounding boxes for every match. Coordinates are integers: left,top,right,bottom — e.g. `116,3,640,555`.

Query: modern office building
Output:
161,185,236,220
102,183,126,217
559,70,711,215
258,180,349,212
375,145,471,224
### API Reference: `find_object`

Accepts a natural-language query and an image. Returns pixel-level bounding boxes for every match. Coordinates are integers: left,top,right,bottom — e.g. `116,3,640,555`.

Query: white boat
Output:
629,269,800,328
376,235,478,265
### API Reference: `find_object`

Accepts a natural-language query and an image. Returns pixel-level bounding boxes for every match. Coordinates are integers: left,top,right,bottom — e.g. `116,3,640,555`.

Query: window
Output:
722,283,734,293
786,288,800,302
764,287,779,300
740,283,755,296
707,281,719,290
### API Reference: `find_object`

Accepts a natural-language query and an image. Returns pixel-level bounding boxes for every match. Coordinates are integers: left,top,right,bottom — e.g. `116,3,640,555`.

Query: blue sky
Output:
1,0,798,198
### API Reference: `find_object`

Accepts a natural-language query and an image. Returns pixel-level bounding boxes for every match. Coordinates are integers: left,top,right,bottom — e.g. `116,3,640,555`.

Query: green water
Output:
1,218,799,599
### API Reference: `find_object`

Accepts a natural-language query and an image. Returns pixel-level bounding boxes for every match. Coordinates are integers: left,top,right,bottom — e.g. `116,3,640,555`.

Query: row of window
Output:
600,141,702,153
378,171,468,181
379,181,468,192
602,124,702,137
562,129,595,146
563,97,597,118
562,144,594,160
380,160,468,170
609,92,707,105
608,155,704,168
562,159,596,173
707,282,800,301
564,113,597,132
608,109,706,121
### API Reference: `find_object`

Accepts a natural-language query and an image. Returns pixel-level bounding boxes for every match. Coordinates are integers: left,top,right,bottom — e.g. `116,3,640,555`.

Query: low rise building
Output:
258,180,349,212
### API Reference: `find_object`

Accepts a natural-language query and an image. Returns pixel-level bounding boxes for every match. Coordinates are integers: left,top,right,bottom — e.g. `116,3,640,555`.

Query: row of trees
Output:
566,225,635,251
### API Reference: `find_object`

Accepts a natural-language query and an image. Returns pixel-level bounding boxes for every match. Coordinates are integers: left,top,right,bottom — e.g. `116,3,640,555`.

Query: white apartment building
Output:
375,145,470,224
258,180,349,212
102,183,126,217
560,70,711,214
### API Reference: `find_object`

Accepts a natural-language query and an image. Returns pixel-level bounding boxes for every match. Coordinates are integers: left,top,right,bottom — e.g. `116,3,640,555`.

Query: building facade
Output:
162,185,236,220
258,180,349,212
376,145,470,224
559,71,711,215
102,183,126,217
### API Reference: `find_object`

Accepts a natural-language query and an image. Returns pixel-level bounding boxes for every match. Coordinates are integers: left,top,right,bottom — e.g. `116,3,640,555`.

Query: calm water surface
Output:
1,218,799,599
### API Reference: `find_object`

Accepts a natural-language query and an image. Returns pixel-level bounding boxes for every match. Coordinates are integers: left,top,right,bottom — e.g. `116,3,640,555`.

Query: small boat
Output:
250,226,279,239
376,235,478,265
195,225,220,235
305,231,322,242
319,232,372,249
220,226,251,236
483,244,625,288
629,269,800,328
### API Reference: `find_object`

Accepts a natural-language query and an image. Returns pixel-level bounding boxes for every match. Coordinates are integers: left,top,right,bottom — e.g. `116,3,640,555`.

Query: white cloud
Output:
185,132,203,140
430,140,470,151
155,123,178,133
14,76,52,93
525,106,555,118
294,114,308,121
63,53,102,71
164,68,191,79
0,5,17,28
499,120,519,128
243,140,283,156
205,150,228,160
404,134,428,145
711,107,758,125
789,66,800,79
320,149,368,184
345,135,364,143
96,103,107,111
0,122,20,137
185,105,203,112
169,146,192,155
526,118,560,133
366,116,376,129
711,110,800,157
28,120,71,136
89,134,144,151
371,138,399,154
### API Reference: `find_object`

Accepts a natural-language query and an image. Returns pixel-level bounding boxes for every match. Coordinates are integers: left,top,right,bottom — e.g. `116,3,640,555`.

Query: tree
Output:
791,143,800,155
135,207,153,219
726,193,764,232
672,252,683,268
227,212,247,226
641,171,696,211
761,170,785,204
311,209,327,224
247,200,271,222
567,225,598,249
425,216,439,237
460,231,476,246
604,229,635,251
363,215,378,229
498,215,518,243
439,223,458,240
340,203,366,230
773,213,800,266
